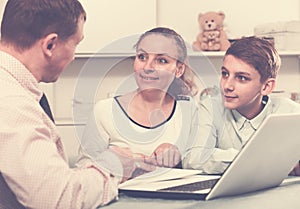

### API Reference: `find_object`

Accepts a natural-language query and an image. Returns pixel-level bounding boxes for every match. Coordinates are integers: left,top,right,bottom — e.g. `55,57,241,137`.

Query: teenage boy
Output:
183,36,300,175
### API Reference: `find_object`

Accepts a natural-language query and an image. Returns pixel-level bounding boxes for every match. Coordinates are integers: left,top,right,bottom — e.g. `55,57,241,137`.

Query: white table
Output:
102,177,300,209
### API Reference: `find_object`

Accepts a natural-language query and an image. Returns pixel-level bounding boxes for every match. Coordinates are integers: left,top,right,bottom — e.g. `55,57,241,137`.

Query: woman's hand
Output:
109,146,136,182
146,143,181,168
131,153,157,178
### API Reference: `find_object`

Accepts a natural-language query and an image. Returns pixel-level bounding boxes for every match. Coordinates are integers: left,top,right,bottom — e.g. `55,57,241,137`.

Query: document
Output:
119,167,220,192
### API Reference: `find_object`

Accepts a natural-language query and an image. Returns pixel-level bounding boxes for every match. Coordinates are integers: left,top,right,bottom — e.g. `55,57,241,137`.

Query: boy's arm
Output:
182,97,239,174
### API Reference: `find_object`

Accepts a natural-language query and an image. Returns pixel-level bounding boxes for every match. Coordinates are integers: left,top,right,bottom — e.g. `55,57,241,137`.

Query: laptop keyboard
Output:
159,179,218,192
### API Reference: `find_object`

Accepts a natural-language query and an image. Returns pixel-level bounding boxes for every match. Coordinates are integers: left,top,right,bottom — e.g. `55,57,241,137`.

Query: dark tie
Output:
39,93,55,122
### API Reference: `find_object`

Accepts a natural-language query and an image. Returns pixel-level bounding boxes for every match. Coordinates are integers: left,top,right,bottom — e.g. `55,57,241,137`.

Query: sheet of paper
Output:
119,174,220,192
119,167,203,188
119,167,220,191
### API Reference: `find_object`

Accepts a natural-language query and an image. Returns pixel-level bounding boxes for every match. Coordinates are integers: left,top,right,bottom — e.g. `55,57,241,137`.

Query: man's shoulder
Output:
0,73,28,100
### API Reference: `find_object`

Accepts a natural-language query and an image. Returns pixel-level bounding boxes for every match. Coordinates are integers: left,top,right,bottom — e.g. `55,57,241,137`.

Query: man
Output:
183,36,300,175
0,0,135,208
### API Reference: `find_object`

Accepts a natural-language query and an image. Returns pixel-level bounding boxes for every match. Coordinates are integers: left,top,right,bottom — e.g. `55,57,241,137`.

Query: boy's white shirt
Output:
182,94,300,174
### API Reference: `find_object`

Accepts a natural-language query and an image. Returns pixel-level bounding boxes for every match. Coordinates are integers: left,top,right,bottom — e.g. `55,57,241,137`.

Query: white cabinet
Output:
76,0,156,53
47,51,300,166
199,51,300,96
2,0,300,166
51,51,300,123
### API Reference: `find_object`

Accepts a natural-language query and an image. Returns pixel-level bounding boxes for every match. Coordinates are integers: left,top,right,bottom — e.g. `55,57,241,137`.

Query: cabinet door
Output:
77,0,157,53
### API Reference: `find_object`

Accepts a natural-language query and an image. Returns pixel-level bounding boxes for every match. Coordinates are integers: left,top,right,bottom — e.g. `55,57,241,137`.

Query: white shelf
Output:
75,51,300,58
277,51,300,56
200,51,300,57
75,52,135,58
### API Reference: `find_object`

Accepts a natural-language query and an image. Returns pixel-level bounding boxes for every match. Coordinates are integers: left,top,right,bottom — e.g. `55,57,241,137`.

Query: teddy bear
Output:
192,11,231,51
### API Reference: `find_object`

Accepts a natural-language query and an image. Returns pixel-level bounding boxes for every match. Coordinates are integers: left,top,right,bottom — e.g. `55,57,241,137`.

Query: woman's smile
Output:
139,73,159,81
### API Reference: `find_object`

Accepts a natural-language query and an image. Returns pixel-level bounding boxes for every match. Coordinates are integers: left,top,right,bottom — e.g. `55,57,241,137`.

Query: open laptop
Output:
119,113,300,200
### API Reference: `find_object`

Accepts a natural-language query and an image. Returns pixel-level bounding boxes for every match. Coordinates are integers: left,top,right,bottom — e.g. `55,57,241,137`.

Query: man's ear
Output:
42,33,58,57
261,78,276,95
175,63,186,78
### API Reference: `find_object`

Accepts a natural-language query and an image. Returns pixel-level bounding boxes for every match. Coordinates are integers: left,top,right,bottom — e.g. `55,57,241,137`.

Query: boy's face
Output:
220,55,269,118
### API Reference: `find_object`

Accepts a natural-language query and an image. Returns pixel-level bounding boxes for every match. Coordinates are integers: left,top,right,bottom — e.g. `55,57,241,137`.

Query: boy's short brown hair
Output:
225,36,281,82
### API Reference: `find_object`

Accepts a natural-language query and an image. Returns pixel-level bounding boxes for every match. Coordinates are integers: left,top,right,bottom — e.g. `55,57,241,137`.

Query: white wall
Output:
78,0,300,52
1,1,300,165
77,0,157,53
1,0,299,52
157,0,300,43
77,0,300,53
0,0,6,23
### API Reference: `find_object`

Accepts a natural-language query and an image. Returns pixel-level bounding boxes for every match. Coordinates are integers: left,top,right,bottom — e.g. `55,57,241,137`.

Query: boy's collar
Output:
232,95,270,130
